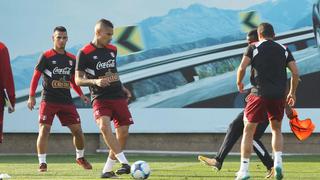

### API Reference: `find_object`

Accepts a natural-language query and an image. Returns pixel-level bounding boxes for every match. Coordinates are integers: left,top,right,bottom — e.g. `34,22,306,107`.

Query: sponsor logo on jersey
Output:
98,69,120,83
96,59,115,70
52,61,57,64
69,60,73,66
53,67,71,75
52,77,70,89
110,52,115,58
93,56,98,60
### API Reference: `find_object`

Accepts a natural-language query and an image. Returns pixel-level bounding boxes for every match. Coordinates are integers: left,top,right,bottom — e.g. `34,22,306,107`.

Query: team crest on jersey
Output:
69,60,73,66
52,61,56,64
93,56,98,60
110,52,115,58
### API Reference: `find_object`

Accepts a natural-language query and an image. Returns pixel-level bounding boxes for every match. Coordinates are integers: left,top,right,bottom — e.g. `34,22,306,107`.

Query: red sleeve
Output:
70,75,83,97
29,70,41,97
0,44,16,106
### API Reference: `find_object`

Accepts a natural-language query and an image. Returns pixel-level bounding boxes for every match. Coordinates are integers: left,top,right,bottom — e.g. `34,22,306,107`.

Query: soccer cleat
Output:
101,171,119,179
265,167,275,179
115,163,130,175
275,166,283,180
198,155,222,171
235,172,250,180
38,163,47,172
76,157,93,170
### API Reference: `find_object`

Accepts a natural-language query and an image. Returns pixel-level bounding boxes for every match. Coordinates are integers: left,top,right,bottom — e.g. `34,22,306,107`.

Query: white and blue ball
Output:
130,160,151,179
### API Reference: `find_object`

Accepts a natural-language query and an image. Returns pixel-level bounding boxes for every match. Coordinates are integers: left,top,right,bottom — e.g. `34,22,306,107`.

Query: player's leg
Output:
58,104,92,170
37,101,55,172
94,99,131,178
109,99,133,175
67,124,92,170
198,111,244,171
98,116,130,177
269,119,283,179
216,112,244,165
236,94,264,179
105,125,130,176
267,98,285,180
253,121,274,178
37,123,51,172
236,121,257,180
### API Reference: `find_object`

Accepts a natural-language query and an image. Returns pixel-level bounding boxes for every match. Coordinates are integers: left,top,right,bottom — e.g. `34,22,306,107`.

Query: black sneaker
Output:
101,171,118,178
115,163,130,175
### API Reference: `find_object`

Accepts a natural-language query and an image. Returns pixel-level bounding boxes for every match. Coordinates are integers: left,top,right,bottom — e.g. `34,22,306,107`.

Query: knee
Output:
118,131,129,140
99,124,112,135
72,128,83,137
39,125,51,136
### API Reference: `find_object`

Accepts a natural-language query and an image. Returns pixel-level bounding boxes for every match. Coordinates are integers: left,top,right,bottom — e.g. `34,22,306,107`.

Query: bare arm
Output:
236,56,251,93
286,61,299,106
75,70,110,87
122,85,132,101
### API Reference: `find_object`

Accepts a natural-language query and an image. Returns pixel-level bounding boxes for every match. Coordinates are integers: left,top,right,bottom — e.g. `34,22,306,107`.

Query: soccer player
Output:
27,26,92,172
75,19,133,178
0,41,15,144
0,41,15,180
198,29,275,179
236,23,299,180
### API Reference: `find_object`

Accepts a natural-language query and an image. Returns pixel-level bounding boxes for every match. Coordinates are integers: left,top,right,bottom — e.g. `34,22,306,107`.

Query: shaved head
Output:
95,19,114,33
93,19,114,47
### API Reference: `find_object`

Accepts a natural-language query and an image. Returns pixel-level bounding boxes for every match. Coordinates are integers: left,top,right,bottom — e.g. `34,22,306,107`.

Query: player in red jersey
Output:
0,41,15,143
27,26,92,172
75,19,133,178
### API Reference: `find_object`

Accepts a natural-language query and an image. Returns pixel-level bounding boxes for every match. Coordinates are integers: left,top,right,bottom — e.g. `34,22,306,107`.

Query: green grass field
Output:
0,154,319,179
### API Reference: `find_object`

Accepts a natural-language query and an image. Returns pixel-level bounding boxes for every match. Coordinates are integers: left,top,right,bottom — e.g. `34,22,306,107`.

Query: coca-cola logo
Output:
96,59,115,70
53,67,71,75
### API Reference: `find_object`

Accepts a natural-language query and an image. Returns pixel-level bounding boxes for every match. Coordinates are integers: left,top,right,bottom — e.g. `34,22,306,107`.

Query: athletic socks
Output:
115,152,129,164
239,158,250,173
76,149,84,159
274,151,283,168
38,154,47,164
102,157,117,173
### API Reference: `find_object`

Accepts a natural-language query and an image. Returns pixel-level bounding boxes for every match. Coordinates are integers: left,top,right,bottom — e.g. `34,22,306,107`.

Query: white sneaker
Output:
235,171,250,180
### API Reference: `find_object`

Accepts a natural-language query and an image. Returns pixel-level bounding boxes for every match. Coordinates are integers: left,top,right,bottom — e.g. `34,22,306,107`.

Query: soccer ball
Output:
130,160,151,179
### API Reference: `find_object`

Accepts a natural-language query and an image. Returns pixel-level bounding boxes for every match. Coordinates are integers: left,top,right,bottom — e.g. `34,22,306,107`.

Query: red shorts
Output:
39,101,80,126
92,99,134,128
244,94,285,123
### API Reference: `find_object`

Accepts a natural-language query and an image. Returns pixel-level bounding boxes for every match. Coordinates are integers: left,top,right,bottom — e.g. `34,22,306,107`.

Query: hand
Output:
122,86,132,101
95,78,110,87
80,95,90,104
8,106,15,113
27,96,36,110
286,93,296,107
237,82,244,93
